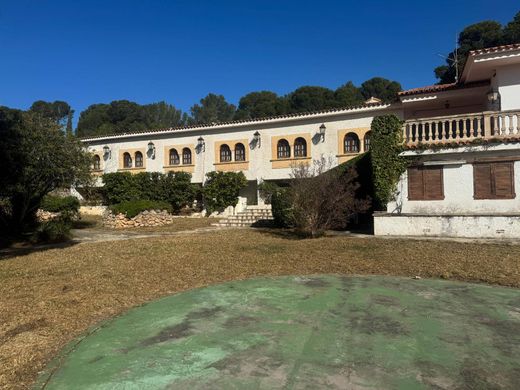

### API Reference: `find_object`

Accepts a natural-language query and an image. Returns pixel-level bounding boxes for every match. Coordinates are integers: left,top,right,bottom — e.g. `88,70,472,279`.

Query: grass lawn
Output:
1,229,520,389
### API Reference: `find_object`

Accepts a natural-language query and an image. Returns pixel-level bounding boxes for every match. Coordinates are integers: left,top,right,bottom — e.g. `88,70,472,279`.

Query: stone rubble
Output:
102,209,178,229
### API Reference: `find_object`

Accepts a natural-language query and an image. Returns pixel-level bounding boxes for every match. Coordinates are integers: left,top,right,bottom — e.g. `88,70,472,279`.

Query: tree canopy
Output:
76,100,186,137
0,107,91,235
359,78,402,103
435,11,520,83
190,93,236,125
234,91,288,120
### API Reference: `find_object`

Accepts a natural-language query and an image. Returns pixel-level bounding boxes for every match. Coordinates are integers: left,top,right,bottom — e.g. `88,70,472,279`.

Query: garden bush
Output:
270,186,294,227
41,195,80,215
202,171,248,214
30,218,72,244
109,200,172,218
102,171,197,212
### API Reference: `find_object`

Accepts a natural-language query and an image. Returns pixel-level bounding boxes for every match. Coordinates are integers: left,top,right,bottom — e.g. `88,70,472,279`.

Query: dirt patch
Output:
140,321,193,346
348,313,409,336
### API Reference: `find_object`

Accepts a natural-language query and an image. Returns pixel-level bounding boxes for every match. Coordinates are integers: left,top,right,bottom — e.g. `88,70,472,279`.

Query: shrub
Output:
202,171,248,214
102,172,140,204
41,195,80,215
31,218,72,244
109,200,172,218
101,172,197,212
273,158,371,237
258,180,281,205
271,186,294,227
370,115,407,209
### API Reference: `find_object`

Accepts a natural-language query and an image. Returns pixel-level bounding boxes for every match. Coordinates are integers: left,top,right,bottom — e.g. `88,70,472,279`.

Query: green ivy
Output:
202,171,248,215
370,115,407,210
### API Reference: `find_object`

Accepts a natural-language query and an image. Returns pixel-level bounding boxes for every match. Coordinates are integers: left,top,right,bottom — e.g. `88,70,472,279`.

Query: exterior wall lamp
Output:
197,136,205,152
147,141,156,159
319,123,326,142
253,131,261,148
103,145,111,159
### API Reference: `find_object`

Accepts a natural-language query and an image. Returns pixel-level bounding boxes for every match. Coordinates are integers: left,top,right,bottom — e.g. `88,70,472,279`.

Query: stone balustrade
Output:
403,110,520,147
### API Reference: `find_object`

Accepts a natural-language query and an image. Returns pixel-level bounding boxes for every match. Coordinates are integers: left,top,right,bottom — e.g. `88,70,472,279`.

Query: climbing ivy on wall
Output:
370,115,407,210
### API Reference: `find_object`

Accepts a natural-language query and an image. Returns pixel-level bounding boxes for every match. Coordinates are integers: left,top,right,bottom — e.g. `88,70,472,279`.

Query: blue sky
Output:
1,0,518,125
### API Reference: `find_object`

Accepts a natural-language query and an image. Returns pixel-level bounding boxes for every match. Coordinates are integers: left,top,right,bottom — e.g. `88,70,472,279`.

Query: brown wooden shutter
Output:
473,163,493,199
423,167,444,200
408,167,424,200
493,162,515,199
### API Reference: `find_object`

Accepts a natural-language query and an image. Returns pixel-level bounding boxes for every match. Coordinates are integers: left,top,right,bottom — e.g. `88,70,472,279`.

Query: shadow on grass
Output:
253,224,374,241
0,239,80,261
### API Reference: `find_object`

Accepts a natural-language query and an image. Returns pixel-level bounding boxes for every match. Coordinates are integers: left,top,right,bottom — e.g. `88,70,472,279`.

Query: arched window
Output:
169,148,180,165
93,155,101,170
277,139,290,159
182,148,192,165
344,133,360,153
294,137,307,157
135,151,143,168
220,144,232,162
364,131,371,152
123,152,132,168
234,143,245,161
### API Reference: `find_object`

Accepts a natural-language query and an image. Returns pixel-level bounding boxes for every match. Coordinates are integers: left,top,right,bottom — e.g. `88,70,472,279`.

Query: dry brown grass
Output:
1,229,520,389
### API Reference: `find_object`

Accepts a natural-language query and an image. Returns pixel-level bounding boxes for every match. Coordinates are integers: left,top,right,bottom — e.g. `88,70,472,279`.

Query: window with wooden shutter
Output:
473,162,515,199
408,166,444,200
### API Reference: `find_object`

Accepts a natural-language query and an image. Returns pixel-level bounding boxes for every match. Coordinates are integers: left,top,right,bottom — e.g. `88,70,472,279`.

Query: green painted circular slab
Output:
38,275,520,389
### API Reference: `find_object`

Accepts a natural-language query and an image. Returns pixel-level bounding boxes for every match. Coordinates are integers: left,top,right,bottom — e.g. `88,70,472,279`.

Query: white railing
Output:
403,110,520,146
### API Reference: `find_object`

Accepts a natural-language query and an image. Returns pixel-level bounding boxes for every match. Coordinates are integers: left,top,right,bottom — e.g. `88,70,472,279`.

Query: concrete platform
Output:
37,275,520,389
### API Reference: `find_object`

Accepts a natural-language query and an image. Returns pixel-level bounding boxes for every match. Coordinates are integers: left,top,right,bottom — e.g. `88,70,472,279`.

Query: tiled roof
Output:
398,80,489,97
469,43,520,56
80,101,390,142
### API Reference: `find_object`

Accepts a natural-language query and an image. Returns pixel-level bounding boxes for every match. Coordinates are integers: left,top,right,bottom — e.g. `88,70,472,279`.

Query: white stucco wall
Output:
497,64,520,111
85,106,401,190
374,214,520,239
387,145,520,215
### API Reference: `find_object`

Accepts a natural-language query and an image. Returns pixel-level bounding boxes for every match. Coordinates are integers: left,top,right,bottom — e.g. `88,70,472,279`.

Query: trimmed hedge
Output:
40,195,80,214
102,171,197,211
109,200,172,219
202,171,248,214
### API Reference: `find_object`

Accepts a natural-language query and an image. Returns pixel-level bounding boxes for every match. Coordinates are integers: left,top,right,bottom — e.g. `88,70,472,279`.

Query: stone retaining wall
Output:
103,209,177,229
36,210,60,222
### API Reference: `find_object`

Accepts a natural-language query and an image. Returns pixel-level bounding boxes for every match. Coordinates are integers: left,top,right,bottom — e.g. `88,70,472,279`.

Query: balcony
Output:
403,110,520,147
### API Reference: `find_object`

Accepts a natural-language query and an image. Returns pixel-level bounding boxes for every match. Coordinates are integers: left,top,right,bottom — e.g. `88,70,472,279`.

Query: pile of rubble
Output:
103,209,176,229
36,210,60,222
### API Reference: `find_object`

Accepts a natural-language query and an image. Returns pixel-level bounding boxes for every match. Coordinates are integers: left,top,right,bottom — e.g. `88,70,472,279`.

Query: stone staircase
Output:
212,205,274,228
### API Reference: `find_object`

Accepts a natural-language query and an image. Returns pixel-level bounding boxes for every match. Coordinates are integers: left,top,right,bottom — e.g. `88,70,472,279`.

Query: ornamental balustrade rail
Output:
403,110,520,146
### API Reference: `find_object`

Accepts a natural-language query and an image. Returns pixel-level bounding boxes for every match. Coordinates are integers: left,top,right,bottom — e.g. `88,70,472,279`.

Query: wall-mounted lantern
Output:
197,136,205,152
487,90,500,104
319,123,326,142
103,145,111,159
253,131,261,148
147,141,156,159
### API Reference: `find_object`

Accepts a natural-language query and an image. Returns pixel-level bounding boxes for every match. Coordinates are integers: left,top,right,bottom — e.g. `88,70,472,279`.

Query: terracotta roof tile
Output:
399,80,489,97
469,43,520,56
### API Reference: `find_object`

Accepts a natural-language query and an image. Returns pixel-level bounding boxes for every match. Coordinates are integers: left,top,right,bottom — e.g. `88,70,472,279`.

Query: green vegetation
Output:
101,171,197,212
202,171,248,215
109,200,172,218
435,11,520,83
369,115,407,210
0,107,91,238
76,101,187,138
41,195,80,215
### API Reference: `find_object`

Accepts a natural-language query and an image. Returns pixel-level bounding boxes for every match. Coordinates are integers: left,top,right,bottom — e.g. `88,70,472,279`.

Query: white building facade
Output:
375,44,520,238
83,43,520,238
